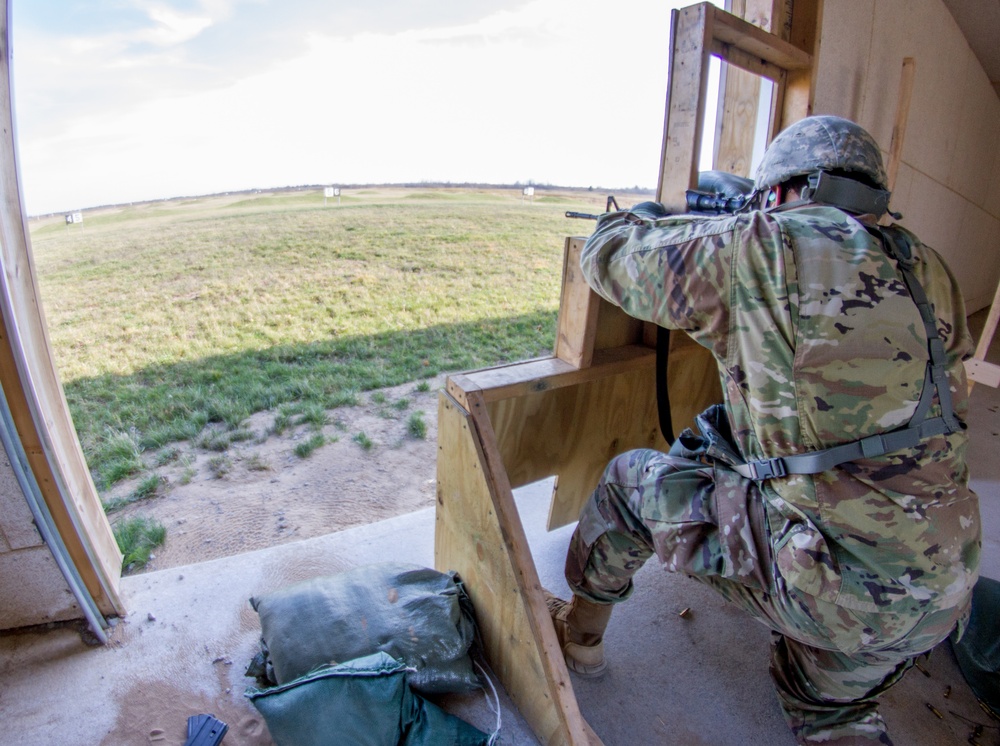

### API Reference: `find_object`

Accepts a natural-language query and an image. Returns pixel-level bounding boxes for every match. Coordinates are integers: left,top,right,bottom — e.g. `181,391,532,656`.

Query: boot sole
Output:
565,655,608,678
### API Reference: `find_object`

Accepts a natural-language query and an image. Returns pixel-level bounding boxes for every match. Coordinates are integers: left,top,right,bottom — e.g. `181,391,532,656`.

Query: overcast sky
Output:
11,0,707,216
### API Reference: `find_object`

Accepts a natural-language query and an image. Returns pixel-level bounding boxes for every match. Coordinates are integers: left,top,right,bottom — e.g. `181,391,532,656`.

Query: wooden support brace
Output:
966,278,1000,391
885,58,916,194
435,391,600,745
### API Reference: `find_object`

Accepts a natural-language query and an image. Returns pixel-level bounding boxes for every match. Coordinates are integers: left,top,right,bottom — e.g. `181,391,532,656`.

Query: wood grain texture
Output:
555,237,601,369
0,6,122,617
434,392,600,745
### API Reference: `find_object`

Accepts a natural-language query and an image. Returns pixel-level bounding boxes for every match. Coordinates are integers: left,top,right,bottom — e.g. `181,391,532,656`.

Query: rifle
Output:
561,172,754,444
565,195,622,221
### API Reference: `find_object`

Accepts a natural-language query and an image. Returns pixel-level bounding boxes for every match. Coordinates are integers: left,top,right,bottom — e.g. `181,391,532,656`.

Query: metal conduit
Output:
0,383,108,643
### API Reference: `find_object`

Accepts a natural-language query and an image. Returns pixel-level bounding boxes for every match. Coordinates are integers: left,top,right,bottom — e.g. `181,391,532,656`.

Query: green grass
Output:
93,428,145,489
113,515,166,573
195,426,255,452
102,473,163,513
294,433,327,458
245,452,272,471
352,431,374,450
30,186,651,492
207,454,231,478
154,445,181,466
407,411,427,439
296,403,329,429
177,457,197,485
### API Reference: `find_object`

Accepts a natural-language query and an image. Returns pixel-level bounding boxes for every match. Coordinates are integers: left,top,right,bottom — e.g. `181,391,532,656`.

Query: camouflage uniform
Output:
568,148,982,742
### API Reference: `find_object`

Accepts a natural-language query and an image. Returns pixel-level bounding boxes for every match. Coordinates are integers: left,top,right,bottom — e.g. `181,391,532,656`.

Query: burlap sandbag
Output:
249,562,479,695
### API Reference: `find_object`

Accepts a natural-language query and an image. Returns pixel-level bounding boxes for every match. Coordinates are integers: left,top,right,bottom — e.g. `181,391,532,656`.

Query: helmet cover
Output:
754,115,887,192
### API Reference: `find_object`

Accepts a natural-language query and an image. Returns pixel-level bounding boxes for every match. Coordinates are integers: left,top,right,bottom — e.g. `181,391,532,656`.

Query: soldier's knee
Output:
601,448,662,486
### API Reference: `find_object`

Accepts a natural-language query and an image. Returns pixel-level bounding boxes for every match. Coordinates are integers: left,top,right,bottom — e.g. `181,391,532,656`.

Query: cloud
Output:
15,0,686,214
13,0,514,138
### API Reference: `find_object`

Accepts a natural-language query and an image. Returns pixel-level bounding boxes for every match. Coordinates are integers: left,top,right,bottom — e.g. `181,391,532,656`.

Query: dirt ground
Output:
109,376,447,573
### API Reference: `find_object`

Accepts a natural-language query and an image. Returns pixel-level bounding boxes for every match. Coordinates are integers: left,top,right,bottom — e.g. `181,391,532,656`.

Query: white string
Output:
474,659,503,745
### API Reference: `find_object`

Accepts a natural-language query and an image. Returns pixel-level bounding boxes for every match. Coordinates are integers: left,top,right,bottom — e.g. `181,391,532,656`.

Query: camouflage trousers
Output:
565,448,969,745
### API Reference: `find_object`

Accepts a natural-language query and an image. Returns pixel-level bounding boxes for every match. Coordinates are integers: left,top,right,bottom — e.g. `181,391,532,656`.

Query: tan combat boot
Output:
544,591,613,678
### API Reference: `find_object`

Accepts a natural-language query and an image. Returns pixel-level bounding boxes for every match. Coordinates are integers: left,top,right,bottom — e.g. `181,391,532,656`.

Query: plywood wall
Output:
812,0,1000,313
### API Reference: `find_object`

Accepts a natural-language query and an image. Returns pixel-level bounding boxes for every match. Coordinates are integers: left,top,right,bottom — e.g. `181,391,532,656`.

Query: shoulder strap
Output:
731,224,962,481
877,226,961,433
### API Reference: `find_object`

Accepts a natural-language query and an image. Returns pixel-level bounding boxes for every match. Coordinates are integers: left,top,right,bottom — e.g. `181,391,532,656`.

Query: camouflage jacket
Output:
581,205,981,613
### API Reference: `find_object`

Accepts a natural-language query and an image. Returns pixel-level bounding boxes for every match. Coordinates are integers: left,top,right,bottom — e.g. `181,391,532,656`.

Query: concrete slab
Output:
0,504,537,746
2,314,998,746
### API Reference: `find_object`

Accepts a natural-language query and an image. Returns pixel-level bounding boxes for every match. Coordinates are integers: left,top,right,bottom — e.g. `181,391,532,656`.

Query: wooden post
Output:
885,58,916,194
435,392,600,745
657,4,714,210
966,279,1000,390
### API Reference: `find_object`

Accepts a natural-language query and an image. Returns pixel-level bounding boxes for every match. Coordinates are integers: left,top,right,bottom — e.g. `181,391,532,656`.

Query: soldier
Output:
547,116,982,745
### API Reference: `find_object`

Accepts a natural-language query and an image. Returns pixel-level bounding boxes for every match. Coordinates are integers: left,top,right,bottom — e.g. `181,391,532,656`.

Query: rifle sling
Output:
656,325,675,444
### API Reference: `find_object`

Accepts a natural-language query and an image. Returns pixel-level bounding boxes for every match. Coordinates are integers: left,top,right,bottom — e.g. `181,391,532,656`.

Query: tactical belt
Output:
731,224,962,481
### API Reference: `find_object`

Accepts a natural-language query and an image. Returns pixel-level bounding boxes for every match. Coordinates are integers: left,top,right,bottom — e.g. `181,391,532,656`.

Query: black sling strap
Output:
656,325,675,444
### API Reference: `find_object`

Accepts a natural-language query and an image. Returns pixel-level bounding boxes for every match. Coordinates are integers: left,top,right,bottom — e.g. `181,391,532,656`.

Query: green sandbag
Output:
247,652,490,746
950,575,1000,717
249,563,479,695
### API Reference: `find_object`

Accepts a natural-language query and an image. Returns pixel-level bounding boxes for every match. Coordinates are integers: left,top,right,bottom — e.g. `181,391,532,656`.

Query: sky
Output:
10,0,710,216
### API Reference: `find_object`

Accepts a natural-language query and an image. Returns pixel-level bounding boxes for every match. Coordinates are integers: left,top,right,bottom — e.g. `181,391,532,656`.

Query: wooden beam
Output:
555,237,601,368
714,0,782,180
657,4,714,209
967,276,1000,391
711,5,811,71
0,6,122,617
709,39,790,81
713,63,761,176
553,236,646,368
434,392,600,745
885,57,916,194
446,346,656,410
481,361,667,528
965,358,1000,388
779,0,822,127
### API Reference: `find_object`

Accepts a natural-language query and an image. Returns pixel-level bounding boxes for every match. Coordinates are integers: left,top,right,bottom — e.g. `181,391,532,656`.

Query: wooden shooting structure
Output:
879,55,999,392
434,3,819,744
0,3,123,635
966,280,1000,390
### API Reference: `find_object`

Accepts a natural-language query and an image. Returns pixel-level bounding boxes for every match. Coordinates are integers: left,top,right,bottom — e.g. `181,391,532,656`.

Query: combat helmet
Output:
755,115,887,190
754,115,891,215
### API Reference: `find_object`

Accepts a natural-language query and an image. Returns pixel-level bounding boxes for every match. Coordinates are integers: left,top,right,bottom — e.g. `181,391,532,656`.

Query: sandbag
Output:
247,652,490,746
249,562,479,695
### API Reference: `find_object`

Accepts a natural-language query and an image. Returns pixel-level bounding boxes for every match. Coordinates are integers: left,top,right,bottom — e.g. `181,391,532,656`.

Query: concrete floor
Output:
2,315,999,746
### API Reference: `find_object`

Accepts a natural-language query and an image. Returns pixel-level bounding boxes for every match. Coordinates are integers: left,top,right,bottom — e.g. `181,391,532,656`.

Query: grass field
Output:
30,185,647,491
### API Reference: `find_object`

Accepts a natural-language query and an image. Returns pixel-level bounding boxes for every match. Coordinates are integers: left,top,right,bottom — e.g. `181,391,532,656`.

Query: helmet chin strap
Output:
765,171,900,219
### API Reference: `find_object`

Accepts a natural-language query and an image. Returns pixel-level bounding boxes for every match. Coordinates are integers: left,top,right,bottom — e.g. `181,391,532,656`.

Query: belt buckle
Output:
750,458,786,480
